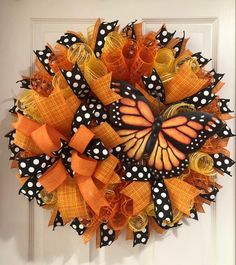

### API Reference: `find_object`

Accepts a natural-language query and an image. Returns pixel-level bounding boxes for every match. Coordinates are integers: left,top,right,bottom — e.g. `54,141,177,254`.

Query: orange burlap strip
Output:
34,87,74,136
164,178,201,215
57,177,89,223
14,130,42,154
71,152,110,217
165,63,210,104
83,220,100,244
39,160,68,193
90,73,121,105
94,154,119,184
31,124,67,156
66,94,81,114
91,122,123,149
13,113,41,136
120,182,151,216
69,125,95,153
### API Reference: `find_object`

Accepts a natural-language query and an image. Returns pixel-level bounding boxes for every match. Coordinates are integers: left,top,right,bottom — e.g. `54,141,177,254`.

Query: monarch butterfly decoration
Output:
109,81,225,228
109,81,224,177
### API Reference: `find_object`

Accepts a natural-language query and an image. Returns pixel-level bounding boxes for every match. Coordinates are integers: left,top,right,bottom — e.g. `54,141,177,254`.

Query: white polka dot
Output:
161,192,167,198
85,113,90,119
108,229,113,235
136,233,141,239
153,187,159,193
41,163,46,168
75,74,81,80
94,148,99,154
126,172,132,178
138,172,144,178
33,159,40,165
27,182,33,187
98,41,103,46
151,75,157,81
141,238,146,243
193,97,198,102
66,71,72,78
29,167,35,173
107,25,112,30
76,116,82,122
156,199,162,205
103,236,108,241
28,190,33,196
20,162,26,168
201,99,207,105
203,90,210,96
102,149,108,156
163,204,169,211
158,212,164,218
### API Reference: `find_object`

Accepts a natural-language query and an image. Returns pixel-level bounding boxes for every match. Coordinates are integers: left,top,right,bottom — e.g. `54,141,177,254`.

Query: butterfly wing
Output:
109,82,156,160
148,112,224,178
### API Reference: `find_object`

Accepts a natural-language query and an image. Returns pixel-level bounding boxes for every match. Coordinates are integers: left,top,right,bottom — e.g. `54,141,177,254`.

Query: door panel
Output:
0,1,234,265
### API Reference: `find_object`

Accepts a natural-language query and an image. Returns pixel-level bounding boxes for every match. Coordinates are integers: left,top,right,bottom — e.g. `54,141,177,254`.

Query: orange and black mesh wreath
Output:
6,19,235,248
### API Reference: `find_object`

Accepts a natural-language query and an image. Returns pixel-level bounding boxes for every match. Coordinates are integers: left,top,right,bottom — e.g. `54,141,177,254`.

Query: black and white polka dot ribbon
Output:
85,139,109,161
142,68,165,102
209,70,224,86
34,46,54,76
9,98,23,115
133,225,149,246
151,178,173,228
18,154,57,178
70,218,86,235
94,20,119,58
122,20,137,39
53,140,74,177
156,25,176,46
16,78,31,89
184,86,216,109
100,223,116,247
219,99,233,114
9,144,23,160
61,64,91,99
53,211,64,230
19,176,43,201
210,153,235,176
200,186,219,202
217,124,235,138
189,207,199,220
173,31,185,58
86,97,108,125
57,32,83,48
5,130,16,147
192,52,211,67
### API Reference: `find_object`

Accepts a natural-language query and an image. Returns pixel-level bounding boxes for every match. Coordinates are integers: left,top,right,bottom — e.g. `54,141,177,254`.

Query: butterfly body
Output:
109,82,224,178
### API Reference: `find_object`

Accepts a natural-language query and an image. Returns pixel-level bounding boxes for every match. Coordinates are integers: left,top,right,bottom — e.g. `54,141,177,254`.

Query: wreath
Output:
6,19,235,248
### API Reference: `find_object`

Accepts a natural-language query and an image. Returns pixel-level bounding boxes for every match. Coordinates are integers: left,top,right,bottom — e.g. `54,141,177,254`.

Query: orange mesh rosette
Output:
6,19,234,249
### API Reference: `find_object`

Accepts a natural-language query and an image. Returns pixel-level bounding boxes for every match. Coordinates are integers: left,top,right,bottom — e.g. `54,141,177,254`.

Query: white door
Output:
0,0,235,265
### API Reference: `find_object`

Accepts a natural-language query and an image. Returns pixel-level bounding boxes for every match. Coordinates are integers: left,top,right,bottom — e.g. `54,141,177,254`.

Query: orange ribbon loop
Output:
39,160,68,193
69,125,95,153
71,152,111,218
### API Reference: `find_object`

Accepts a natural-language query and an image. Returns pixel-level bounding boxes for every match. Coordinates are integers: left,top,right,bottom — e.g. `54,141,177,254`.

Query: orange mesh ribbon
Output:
90,73,121,105
165,63,210,104
120,182,151,216
164,178,201,215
